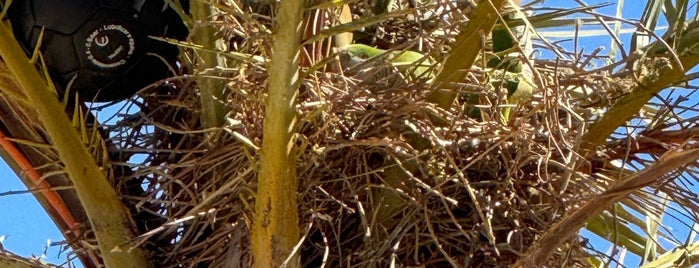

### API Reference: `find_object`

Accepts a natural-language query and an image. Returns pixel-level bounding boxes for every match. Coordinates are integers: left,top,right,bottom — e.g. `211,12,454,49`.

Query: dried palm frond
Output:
0,60,100,267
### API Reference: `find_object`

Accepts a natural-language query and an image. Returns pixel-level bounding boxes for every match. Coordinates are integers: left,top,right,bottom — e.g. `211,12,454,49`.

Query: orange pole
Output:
0,129,81,237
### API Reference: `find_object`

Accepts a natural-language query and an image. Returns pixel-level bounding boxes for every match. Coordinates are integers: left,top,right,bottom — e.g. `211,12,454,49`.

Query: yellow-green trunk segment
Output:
191,0,230,129
424,0,535,122
426,0,508,109
251,0,304,267
0,19,150,268
582,51,699,148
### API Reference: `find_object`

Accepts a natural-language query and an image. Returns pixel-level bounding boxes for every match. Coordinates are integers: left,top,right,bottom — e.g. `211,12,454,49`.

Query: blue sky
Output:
0,159,78,266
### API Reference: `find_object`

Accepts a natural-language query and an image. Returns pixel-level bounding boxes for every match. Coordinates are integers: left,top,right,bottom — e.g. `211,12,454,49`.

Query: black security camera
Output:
4,0,188,101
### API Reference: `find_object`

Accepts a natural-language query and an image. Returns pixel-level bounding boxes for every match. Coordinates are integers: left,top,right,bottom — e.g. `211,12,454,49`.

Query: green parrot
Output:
479,1,536,122
498,70,535,121
338,44,434,84
338,44,435,149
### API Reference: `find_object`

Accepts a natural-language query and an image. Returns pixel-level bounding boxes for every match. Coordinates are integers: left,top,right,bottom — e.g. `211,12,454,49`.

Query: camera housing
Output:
5,0,188,101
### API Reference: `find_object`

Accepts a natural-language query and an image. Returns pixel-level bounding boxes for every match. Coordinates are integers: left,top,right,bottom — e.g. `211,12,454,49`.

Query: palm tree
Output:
0,0,698,267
